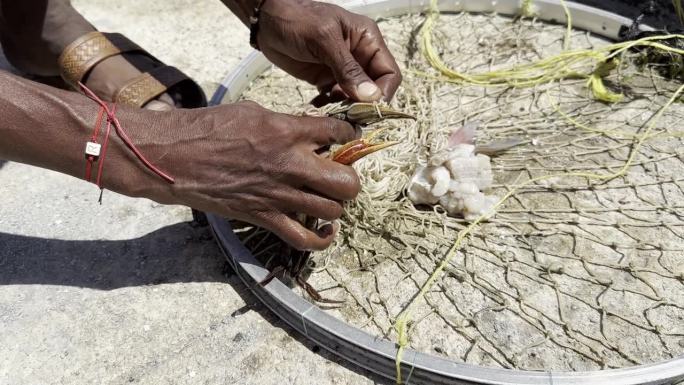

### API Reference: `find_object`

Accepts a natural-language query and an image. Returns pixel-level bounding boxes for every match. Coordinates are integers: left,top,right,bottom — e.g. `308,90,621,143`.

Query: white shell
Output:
450,181,479,196
408,141,498,221
476,154,491,168
451,144,475,158
447,158,479,181
440,193,464,215
407,166,440,205
464,194,485,215
428,149,453,167
430,167,451,197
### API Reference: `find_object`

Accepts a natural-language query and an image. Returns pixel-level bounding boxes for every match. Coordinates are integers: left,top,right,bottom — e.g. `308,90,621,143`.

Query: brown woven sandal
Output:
58,31,206,108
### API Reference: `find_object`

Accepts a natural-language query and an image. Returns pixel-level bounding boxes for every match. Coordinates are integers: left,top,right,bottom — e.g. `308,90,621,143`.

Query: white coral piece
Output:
408,144,498,220
407,166,440,205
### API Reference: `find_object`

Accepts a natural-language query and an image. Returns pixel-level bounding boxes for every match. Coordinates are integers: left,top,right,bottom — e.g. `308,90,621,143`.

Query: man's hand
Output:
256,0,402,104
0,72,360,251
150,101,361,250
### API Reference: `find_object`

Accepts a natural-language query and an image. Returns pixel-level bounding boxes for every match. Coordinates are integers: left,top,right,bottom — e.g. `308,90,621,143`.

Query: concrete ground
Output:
0,1,386,384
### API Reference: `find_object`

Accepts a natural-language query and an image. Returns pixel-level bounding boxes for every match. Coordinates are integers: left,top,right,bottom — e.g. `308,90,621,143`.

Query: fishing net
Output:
227,10,684,372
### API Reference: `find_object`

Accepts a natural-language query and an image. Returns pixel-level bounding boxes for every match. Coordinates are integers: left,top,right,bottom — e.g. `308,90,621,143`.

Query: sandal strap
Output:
59,31,207,108
58,32,146,88
114,66,188,108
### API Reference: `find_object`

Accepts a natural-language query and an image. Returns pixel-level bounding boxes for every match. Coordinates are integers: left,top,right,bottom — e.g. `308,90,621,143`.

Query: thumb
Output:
323,44,383,102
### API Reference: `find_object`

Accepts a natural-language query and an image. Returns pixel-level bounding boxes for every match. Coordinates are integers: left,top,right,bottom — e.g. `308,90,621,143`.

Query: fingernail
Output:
318,223,334,237
357,81,380,100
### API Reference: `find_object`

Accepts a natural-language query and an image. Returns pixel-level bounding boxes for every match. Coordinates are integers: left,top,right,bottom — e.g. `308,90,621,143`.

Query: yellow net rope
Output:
675,0,684,25
417,0,684,103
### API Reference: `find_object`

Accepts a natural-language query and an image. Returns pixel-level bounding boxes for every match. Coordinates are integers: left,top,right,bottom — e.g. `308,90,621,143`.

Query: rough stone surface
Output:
0,1,384,384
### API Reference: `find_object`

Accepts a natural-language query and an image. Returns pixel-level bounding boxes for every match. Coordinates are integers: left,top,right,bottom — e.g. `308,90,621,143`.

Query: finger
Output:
371,66,402,102
350,21,403,101
318,222,338,239
295,115,356,146
300,156,361,201
261,212,336,251
271,189,344,221
315,221,341,244
321,41,383,102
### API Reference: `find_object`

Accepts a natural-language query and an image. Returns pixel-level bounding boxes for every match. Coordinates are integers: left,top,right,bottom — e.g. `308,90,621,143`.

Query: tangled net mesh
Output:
228,10,684,373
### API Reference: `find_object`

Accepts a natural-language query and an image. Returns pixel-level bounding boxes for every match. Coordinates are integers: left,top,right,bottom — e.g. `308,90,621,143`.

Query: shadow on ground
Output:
0,160,6,170
0,222,231,289
0,220,389,384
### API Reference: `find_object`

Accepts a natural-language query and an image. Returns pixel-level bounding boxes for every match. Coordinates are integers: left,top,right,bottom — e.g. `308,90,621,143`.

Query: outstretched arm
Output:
0,70,361,250
0,70,152,193
220,0,403,104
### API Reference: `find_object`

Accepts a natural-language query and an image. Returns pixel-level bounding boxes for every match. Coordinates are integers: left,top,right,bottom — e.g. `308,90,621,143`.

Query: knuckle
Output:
317,21,340,40
354,15,381,38
232,100,264,126
323,200,344,220
341,57,365,82
255,210,280,232
269,118,289,137
338,121,357,142
325,117,354,143
395,69,404,84
269,115,299,142
359,15,377,29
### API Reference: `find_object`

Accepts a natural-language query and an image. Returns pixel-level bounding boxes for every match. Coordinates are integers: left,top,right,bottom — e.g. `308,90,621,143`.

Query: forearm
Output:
0,70,169,199
0,73,365,251
219,0,310,26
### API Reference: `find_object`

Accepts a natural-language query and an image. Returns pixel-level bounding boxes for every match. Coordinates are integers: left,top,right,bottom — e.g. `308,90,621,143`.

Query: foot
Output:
0,0,175,111
83,53,176,111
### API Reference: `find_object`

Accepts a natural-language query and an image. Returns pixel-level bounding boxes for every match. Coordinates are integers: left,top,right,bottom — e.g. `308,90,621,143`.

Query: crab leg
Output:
330,126,399,165
344,103,416,125
259,265,286,287
331,139,399,165
325,102,416,125
259,103,411,303
296,276,345,304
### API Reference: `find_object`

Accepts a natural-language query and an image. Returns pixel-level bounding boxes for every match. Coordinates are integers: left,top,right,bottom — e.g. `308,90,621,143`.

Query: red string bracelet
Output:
96,103,117,203
84,106,105,183
78,82,175,189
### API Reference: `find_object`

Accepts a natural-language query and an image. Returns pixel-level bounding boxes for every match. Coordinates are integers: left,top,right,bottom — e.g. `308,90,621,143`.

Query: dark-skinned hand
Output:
144,101,360,251
256,0,403,105
157,1,401,250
